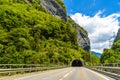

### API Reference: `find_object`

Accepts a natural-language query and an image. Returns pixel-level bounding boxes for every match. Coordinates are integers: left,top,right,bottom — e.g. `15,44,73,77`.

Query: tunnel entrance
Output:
71,59,83,67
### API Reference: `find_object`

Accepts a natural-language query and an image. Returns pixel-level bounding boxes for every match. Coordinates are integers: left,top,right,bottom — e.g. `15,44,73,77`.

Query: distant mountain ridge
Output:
91,51,102,58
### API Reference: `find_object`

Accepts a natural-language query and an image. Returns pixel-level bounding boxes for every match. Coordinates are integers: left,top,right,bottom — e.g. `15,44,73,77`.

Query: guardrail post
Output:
8,65,12,76
22,65,24,68
35,64,38,72
117,63,118,67
29,65,31,73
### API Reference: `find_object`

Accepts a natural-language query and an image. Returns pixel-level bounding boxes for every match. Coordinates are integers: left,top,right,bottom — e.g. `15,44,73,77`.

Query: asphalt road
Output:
14,67,114,80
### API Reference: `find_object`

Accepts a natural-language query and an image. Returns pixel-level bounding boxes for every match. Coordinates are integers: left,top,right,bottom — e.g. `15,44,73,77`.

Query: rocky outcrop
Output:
39,0,90,51
39,0,67,21
68,17,90,51
114,28,120,42
77,29,90,51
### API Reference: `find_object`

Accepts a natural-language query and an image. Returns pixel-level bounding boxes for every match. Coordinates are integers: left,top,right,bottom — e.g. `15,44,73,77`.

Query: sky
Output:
63,0,120,53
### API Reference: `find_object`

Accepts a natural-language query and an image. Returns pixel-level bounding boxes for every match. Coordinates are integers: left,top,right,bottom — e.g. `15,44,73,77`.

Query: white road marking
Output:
14,68,73,80
59,70,73,80
86,68,110,80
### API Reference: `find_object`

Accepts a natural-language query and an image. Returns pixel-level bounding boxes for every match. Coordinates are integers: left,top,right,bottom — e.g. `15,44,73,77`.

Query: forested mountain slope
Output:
101,28,120,63
0,0,92,65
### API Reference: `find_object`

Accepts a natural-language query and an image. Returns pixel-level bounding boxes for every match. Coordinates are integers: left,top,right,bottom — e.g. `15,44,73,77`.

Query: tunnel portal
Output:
71,59,83,67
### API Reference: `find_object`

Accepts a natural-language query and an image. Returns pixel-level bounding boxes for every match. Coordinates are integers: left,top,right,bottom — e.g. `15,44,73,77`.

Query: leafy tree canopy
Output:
0,0,97,65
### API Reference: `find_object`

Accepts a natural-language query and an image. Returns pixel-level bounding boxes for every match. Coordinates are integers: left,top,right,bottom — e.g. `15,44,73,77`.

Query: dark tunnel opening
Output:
71,59,83,67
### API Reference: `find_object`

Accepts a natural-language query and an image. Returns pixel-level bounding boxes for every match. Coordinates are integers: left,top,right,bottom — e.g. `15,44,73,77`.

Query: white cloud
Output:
71,11,120,53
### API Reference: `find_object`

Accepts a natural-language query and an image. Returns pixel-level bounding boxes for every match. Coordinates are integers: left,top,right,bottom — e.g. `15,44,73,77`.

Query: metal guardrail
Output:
91,66,120,75
87,63,120,78
88,66,120,79
0,64,68,75
99,63,120,67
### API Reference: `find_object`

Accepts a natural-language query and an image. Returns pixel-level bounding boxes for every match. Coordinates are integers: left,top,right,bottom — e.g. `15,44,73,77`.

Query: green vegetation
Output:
56,0,66,11
100,40,120,64
0,1,84,65
0,0,46,12
0,0,99,66
67,16,88,36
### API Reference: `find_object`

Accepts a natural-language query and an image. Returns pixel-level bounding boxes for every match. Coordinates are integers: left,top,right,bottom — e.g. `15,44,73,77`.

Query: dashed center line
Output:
59,70,73,80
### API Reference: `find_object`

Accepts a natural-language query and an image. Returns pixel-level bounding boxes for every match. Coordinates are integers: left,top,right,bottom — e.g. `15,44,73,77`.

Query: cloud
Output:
71,11,120,53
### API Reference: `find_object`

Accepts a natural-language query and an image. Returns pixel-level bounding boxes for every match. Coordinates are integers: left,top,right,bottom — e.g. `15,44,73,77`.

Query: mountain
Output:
100,28,120,63
0,0,90,64
39,0,90,51
114,28,120,42
39,0,67,21
91,51,102,58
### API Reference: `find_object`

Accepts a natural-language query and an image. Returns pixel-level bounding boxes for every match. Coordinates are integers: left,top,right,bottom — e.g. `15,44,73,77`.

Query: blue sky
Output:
63,0,120,53
63,0,120,17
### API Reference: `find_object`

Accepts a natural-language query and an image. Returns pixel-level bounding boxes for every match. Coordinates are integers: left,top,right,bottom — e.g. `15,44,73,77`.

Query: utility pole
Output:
108,31,116,48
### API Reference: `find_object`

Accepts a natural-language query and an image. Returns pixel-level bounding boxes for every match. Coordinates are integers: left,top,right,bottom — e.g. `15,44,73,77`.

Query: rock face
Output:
67,17,90,51
39,0,67,21
77,29,90,51
39,0,90,51
114,28,120,42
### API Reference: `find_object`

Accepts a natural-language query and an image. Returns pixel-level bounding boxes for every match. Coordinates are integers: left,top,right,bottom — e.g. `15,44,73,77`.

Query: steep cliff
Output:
114,28,120,42
39,0,90,51
67,16,90,51
76,28,90,51
23,0,90,51
39,0,67,21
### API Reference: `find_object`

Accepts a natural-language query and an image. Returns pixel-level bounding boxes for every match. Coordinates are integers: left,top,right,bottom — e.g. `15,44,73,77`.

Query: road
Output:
14,67,114,80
